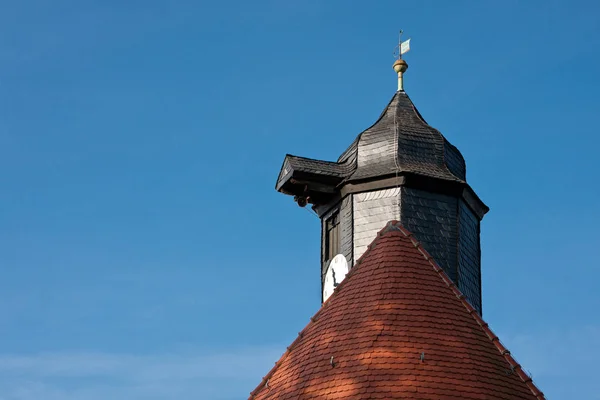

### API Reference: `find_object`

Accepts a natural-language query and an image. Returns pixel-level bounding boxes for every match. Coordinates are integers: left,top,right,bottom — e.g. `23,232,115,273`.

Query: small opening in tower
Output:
325,211,340,262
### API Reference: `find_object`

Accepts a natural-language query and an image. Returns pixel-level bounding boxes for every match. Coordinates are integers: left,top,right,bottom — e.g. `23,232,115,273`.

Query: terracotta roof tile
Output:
249,221,544,400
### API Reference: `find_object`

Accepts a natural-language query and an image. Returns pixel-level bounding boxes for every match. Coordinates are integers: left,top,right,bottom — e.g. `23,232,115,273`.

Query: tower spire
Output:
393,30,410,91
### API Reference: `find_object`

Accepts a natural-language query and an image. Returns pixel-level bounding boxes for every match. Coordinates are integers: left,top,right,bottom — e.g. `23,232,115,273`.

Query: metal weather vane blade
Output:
401,38,411,56
393,29,411,60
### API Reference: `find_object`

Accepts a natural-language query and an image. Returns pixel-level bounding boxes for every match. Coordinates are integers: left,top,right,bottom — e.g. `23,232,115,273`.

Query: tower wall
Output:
400,187,459,281
340,195,354,266
458,200,482,311
319,185,483,313
400,187,482,313
353,188,401,262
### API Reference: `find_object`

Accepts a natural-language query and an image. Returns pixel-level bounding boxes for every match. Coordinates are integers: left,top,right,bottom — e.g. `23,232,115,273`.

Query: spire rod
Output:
392,30,410,91
397,30,404,59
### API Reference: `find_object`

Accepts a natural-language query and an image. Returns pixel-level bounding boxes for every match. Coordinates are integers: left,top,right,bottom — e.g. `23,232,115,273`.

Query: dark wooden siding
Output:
320,203,338,280
320,196,353,281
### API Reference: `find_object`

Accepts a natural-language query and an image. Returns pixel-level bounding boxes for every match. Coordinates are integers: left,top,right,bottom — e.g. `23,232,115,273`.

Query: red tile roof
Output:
249,221,545,400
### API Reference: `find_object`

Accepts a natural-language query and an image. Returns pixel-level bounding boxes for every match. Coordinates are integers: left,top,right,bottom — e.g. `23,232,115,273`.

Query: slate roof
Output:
284,155,350,178
249,222,544,400
339,91,466,183
275,91,468,196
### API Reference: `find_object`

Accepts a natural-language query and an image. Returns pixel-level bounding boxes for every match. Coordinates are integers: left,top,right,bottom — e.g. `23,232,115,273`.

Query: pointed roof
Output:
339,91,466,183
249,222,544,400
275,91,481,210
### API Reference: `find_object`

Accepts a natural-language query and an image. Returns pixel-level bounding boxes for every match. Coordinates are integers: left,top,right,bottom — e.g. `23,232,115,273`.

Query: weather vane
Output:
392,30,410,91
393,30,411,60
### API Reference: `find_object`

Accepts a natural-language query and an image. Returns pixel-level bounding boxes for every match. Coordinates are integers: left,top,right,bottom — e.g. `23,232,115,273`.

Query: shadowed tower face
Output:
275,57,488,314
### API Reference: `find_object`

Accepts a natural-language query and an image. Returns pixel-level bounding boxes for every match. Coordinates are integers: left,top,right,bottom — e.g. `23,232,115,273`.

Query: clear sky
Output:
1,1,598,399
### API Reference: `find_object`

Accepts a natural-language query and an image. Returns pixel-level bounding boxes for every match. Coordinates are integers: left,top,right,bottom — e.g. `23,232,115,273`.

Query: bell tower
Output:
275,37,488,313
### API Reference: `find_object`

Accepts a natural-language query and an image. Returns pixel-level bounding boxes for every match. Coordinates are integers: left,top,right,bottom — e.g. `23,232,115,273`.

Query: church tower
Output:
255,36,545,400
275,43,488,314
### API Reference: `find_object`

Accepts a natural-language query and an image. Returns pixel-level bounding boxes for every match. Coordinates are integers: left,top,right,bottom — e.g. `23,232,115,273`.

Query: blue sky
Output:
0,0,598,398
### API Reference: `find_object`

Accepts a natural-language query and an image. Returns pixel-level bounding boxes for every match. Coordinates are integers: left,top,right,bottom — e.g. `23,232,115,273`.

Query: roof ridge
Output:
390,223,546,400
247,221,400,399
285,154,341,165
336,91,398,165
401,94,466,183
249,221,545,399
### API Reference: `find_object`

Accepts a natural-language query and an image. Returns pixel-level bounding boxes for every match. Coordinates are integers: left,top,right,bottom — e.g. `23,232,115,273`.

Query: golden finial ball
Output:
393,59,408,73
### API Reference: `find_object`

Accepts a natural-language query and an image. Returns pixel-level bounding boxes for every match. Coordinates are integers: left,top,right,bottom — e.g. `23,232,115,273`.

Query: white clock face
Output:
323,254,349,302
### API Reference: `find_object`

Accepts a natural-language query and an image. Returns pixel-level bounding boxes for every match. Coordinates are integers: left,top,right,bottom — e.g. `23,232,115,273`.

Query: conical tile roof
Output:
249,222,544,400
